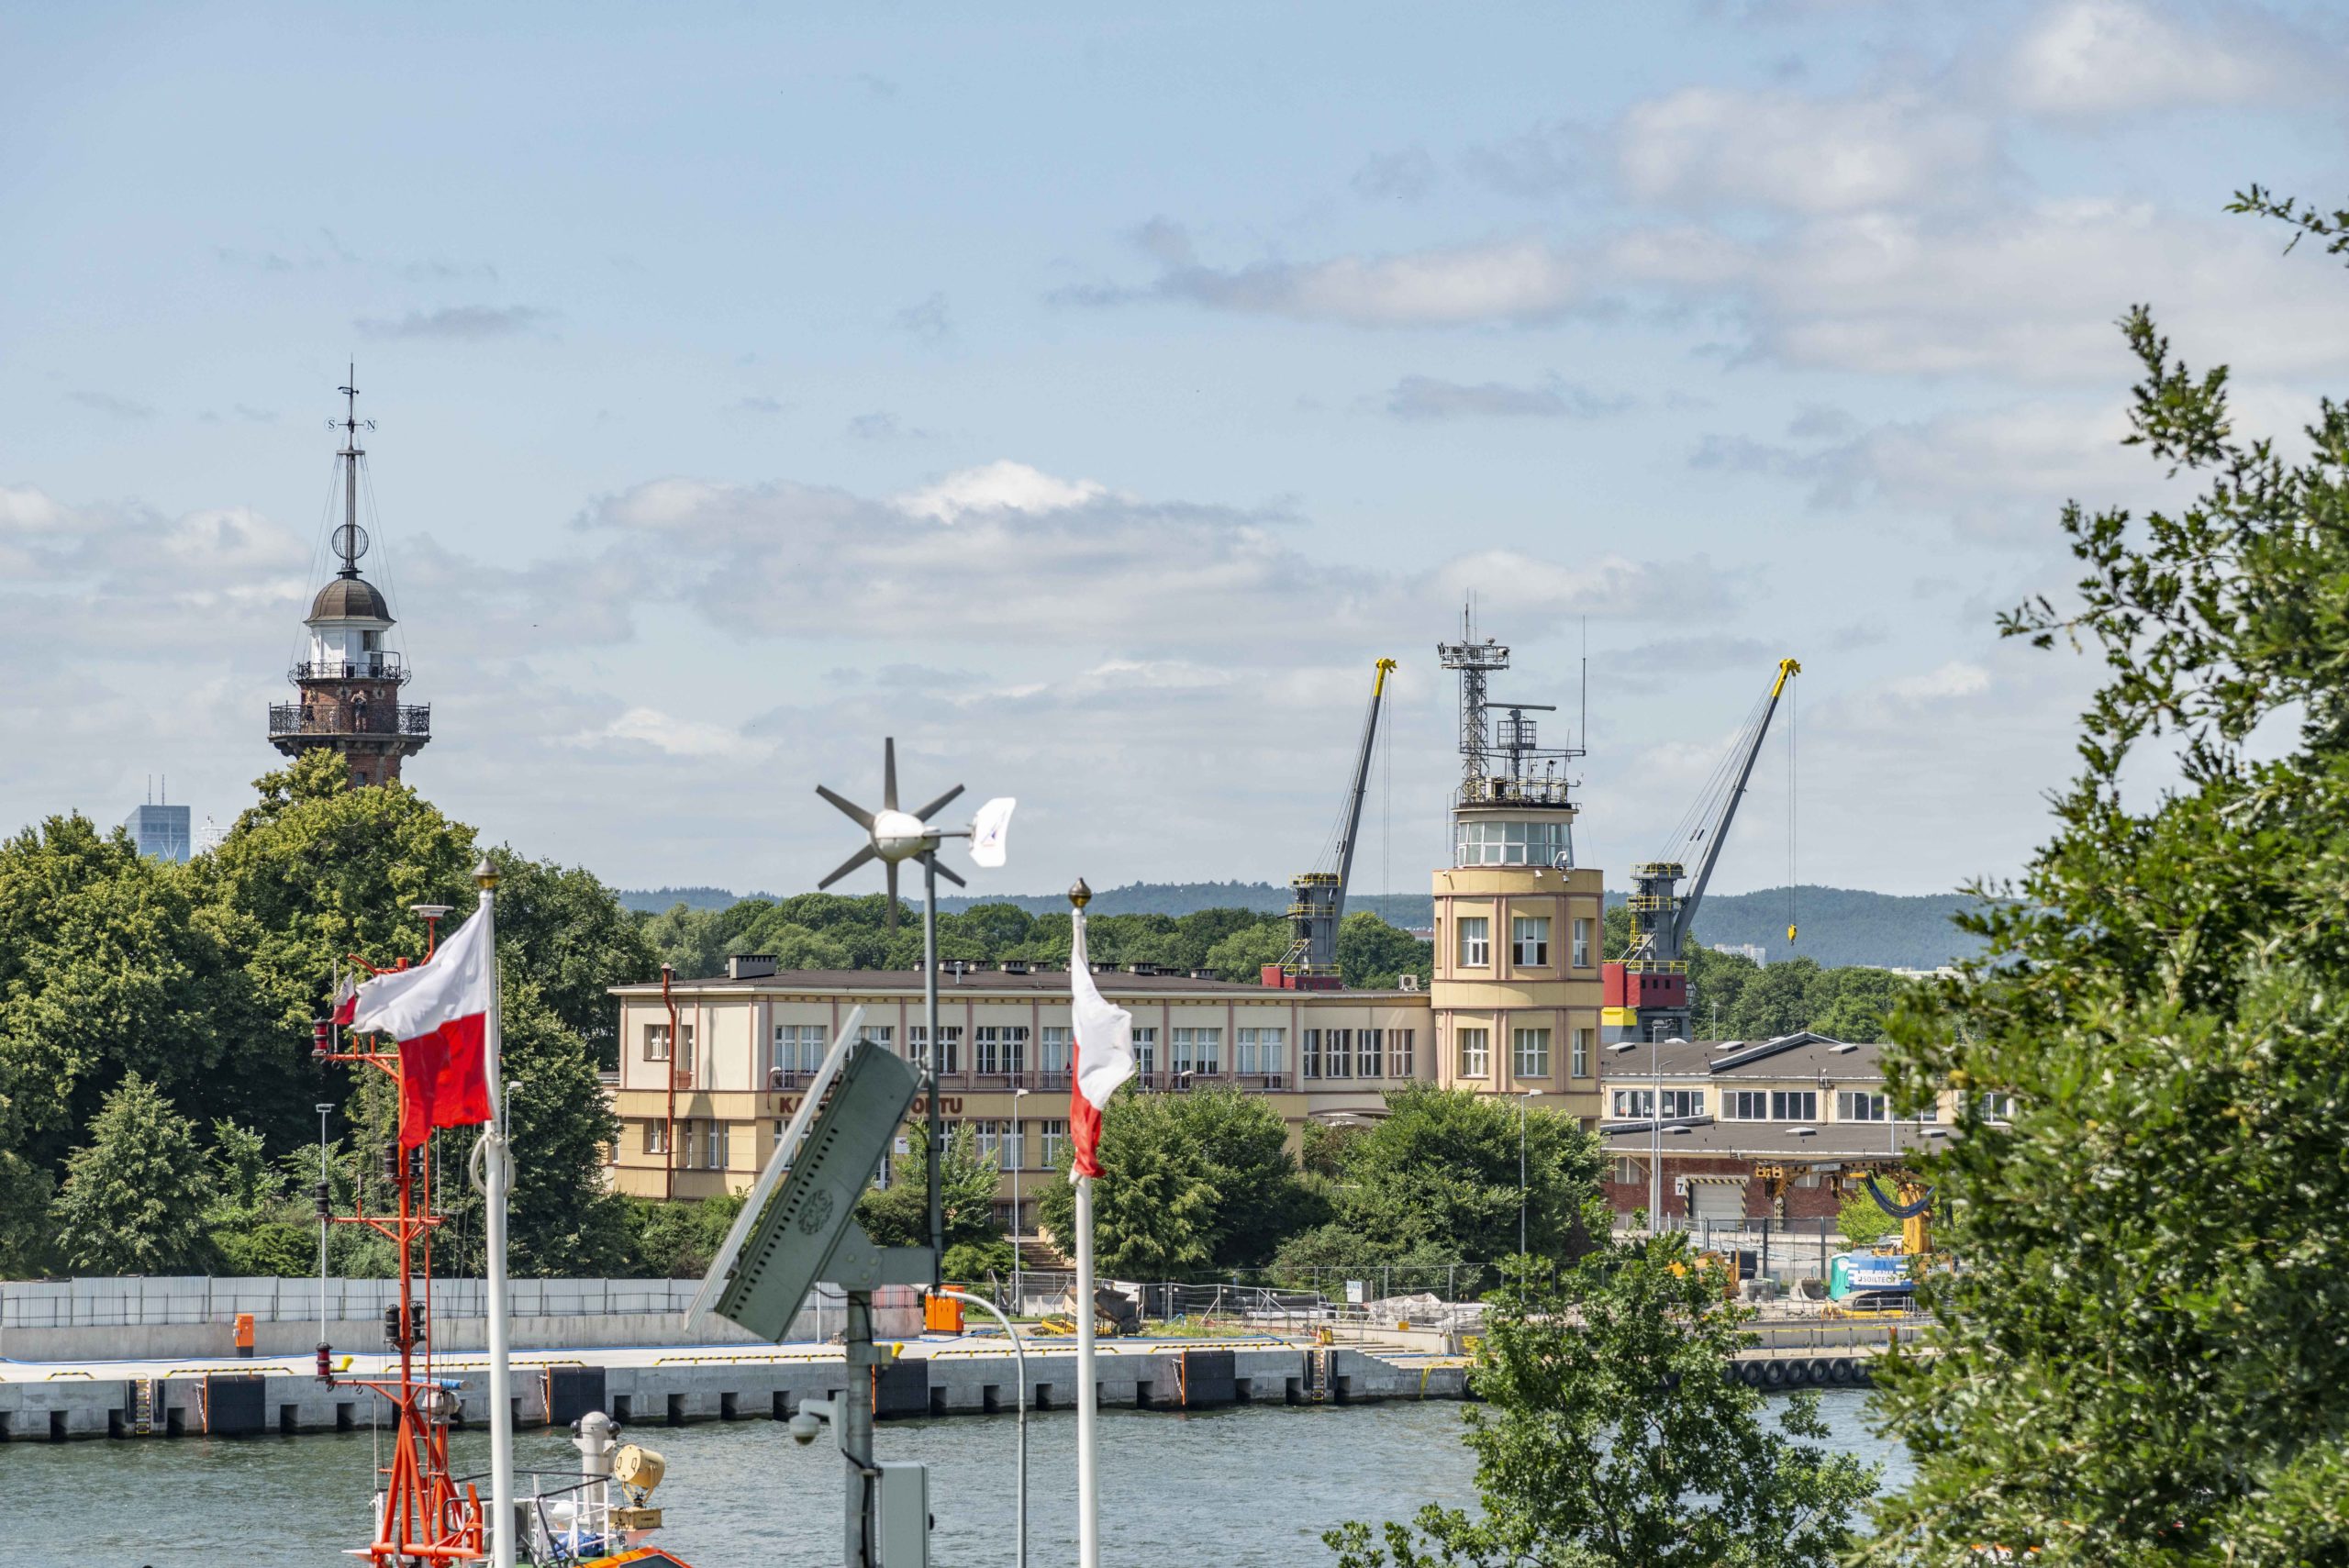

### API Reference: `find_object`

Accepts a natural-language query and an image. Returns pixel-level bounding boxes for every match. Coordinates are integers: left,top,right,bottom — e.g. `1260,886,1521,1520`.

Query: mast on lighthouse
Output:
267,368,430,787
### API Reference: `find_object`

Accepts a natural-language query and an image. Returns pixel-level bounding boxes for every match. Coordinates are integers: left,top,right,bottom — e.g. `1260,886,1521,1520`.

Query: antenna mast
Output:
332,363,375,578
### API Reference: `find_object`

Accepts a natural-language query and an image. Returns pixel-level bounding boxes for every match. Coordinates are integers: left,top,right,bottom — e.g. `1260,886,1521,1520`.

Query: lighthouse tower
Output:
266,373,430,786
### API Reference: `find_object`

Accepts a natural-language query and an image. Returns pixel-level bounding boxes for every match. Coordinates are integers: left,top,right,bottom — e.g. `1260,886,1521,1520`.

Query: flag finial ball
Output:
1069,878,1091,910
473,856,499,891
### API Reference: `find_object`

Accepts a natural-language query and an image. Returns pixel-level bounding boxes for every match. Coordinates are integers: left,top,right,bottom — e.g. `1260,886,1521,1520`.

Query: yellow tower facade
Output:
1430,621,1607,1122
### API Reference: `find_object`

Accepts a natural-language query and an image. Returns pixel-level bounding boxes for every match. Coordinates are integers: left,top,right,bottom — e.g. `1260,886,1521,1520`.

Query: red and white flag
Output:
1068,909,1135,1180
351,906,496,1149
329,970,359,1027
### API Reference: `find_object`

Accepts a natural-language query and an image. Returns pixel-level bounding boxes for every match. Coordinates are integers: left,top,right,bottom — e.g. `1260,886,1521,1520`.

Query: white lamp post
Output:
1011,1085,1030,1314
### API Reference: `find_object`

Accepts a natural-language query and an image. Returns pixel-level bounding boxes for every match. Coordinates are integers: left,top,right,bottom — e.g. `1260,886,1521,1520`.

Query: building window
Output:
1453,817,1573,867
1723,1090,1769,1120
1041,1026,1073,1078
1358,1029,1382,1079
1131,1028,1156,1082
1663,1088,1702,1118
1839,1091,1889,1122
1610,1156,1642,1185
1572,917,1592,969
643,1120,668,1155
1611,1087,1653,1118
1571,1027,1592,1080
1173,1027,1222,1077
1039,1119,1069,1173
1301,1029,1322,1079
1511,917,1551,968
1456,1027,1490,1078
774,1023,827,1076
974,1118,1014,1168
1458,917,1490,968
1238,1027,1287,1076
643,1022,690,1062
1386,1029,1414,1079
706,1122,729,1170
975,1026,1029,1077
1770,1090,1819,1121
1326,1029,1353,1080
1975,1092,2015,1122
908,1026,963,1075
856,1024,893,1054
1512,1027,1551,1079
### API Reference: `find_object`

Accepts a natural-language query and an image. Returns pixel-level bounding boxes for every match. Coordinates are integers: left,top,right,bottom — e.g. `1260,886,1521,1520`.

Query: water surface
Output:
0,1393,1906,1565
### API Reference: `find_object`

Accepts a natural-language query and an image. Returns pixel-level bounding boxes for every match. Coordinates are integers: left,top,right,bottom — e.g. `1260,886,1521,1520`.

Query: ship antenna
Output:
328,361,375,578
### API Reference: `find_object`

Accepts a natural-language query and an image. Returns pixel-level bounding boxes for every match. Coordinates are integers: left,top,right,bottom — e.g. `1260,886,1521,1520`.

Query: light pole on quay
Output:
1518,1088,1541,1257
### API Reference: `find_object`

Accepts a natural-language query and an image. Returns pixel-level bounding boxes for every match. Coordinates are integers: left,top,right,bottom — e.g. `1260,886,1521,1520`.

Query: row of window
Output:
1453,914,1594,971
1299,1028,1414,1080
1453,1025,1594,1080
1606,1087,1973,1122
653,1019,1313,1082
640,1117,1074,1171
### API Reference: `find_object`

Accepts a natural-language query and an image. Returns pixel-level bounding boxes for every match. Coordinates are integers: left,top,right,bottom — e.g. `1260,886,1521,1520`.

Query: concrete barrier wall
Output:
0,1282,922,1362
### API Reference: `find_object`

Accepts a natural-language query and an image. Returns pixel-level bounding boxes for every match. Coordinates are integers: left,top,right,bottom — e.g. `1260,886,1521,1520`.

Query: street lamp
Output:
316,1102,334,1326
1610,1037,1676,1232
1518,1088,1541,1256
1011,1086,1030,1314
935,1287,1028,1568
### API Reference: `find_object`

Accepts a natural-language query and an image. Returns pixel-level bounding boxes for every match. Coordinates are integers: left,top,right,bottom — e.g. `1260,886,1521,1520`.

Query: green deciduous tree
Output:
856,1122,1005,1259
1868,200,2349,1561
1279,1084,1602,1287
1030,1091,1221,1279
51,1073,217,1273
486,849,660,1067
0,814,265,1171
1329,1242,1874,1568
1337,910,1433,988
632,1193,744,1278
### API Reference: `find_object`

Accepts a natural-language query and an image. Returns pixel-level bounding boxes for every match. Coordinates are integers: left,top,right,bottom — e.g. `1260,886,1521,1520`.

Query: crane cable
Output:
1787,674,1798,947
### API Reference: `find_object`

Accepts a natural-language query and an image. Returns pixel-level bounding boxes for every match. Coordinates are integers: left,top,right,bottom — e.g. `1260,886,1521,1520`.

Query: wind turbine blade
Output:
883,737,898,812
816,784,874,830
912,784,965,823
926,851,967,889
886,859,900,934
817,843,878,890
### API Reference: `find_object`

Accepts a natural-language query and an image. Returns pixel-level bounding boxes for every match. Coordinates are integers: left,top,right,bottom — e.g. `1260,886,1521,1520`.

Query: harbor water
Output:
0,1392,1908,1564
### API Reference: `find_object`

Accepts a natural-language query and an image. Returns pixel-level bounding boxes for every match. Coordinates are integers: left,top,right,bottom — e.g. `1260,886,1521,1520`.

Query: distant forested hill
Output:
624,879,1987,968
1659,885,1987,970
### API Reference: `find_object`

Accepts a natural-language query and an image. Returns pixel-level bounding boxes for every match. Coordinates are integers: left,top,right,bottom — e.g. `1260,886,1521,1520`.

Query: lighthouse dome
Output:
307,573,393,624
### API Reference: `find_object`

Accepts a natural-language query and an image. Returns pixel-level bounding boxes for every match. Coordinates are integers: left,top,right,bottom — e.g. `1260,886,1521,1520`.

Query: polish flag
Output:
329,971,359,1028
1068,911,1135,1181
351,906,496,1149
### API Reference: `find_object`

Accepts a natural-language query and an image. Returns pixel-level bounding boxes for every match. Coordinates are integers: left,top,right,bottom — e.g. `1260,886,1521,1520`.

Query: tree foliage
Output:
1330,1241,1874,1568
1275,1084,1603,1287
857,1121,1008,1259
51,1073,217,1274
1869,206,2349,1561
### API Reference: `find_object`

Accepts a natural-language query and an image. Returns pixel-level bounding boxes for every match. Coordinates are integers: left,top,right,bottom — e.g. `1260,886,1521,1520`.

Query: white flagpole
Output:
1075,1168,1100,1568
474,856,517,1568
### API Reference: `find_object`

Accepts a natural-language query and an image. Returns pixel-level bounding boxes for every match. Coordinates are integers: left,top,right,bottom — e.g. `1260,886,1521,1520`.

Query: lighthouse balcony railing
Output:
268,703,432,739
289,654,408,683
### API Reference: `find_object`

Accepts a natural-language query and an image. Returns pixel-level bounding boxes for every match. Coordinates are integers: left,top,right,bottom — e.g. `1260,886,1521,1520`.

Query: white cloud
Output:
1076,234,1588,328
896,460,1111,522
1730,202,2349,382
2005,0,2317,117
1888,661,1991,701
1381,374,1631,421
1616,87,1994,215
592,706,763,759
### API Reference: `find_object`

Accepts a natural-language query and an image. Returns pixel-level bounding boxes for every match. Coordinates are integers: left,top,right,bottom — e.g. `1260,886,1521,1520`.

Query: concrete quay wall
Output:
0,1342,1882,1443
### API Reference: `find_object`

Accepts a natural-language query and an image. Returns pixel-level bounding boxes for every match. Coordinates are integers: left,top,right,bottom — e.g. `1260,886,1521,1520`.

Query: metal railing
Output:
0,1275,708,1330
267,703,430,739
289,655,407,682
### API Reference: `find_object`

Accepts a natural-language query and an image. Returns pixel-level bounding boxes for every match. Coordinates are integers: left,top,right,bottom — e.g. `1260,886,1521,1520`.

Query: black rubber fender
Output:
1761,1360,1787,1389
1829,1357,1856,1385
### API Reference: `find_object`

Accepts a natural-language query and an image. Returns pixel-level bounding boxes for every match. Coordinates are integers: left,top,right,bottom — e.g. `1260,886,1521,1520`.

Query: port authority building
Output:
606,626,1935,1224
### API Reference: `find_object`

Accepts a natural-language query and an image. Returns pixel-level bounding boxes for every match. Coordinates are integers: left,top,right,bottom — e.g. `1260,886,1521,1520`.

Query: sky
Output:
5,1,2345,903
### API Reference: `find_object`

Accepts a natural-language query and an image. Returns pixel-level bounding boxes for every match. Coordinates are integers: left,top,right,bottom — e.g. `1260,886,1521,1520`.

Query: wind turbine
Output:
816,737,968,932
813,736,1016,1285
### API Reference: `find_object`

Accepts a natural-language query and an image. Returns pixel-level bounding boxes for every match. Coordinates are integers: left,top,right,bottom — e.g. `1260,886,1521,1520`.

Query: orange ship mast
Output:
313,903,487,1565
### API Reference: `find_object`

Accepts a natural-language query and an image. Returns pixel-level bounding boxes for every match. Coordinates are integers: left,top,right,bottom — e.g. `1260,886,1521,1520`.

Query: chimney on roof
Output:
1188,967,1215,980
726,954,778,980
1126,962,1158,976
1002,959,1031,975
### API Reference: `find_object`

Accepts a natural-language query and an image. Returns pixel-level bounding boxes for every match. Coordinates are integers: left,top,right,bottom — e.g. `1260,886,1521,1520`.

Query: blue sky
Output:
6,1,2345,900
